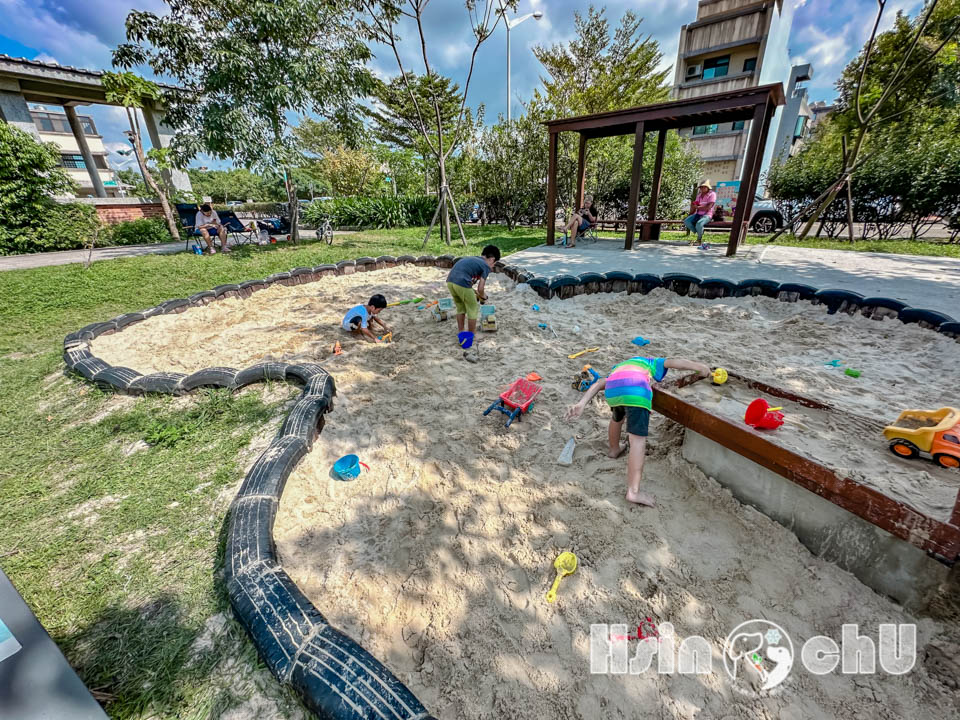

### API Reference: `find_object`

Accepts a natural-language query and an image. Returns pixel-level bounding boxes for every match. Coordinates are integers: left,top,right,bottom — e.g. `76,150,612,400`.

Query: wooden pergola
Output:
544,83,786,256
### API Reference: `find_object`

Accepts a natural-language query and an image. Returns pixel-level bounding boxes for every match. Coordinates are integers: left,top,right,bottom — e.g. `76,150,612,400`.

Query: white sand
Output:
91,267,960,718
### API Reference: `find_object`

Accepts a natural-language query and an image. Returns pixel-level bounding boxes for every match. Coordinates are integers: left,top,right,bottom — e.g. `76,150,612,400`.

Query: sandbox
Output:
89,266,960,719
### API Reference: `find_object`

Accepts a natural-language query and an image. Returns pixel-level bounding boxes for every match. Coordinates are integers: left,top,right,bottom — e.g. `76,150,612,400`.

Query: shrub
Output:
0,201,100,255
102,217,173,247
301,196,436,229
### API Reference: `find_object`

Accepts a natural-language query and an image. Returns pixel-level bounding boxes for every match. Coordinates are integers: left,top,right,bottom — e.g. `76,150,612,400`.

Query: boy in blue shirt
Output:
341,294,390,342
446,245,501,335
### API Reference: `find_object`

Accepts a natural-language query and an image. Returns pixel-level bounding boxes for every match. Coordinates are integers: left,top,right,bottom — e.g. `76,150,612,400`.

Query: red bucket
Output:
745,398,784,430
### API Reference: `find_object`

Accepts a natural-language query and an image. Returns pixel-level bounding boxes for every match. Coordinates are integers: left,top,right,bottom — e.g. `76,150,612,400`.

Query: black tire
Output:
933,453,960,470
751,213,779,233
888,439,920,460
323,225,333,245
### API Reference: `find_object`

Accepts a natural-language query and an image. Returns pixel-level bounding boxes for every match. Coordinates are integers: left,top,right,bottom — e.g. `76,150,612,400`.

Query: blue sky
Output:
0,0,922,168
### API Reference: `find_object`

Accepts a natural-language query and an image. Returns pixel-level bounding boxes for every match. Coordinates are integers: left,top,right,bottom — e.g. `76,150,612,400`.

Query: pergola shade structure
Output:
544,83,786,256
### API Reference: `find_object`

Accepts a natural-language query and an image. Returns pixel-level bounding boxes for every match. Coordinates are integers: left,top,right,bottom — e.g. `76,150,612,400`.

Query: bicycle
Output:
315,215,334,245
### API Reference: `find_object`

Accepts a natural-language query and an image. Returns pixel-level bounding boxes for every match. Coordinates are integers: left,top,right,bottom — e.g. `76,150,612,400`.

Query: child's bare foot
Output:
625,489,656,507
607,444,628,458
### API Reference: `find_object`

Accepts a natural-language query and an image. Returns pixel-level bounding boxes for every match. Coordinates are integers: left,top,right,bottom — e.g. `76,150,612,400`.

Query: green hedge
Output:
0,210,173,256
0,202,100,256
102,217,173,247
301,196,437,229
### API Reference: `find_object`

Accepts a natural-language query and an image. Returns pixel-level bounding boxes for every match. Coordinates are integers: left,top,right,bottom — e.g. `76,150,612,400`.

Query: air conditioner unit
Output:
686,64,702,79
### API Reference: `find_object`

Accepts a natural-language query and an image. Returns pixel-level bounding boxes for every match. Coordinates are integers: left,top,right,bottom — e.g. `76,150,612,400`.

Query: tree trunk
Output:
131,132,181,244
284,169,300,244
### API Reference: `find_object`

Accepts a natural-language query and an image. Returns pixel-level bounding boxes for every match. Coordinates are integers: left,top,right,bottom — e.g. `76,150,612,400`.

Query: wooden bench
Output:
593,218,746,241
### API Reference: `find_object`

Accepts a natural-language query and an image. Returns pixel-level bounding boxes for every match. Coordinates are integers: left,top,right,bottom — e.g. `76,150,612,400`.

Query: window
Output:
61,154,86,169
794,116,808,137
743,57,757,73
702,56,729,80
31,111,96,135
944,434,960,445
693,124,720,135
732,120,745,131
80,118,97,135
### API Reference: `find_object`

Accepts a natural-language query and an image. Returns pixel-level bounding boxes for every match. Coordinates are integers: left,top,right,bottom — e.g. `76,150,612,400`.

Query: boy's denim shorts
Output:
611,406,650,436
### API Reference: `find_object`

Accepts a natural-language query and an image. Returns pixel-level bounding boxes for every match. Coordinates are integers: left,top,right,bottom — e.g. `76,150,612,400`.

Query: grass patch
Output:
0,224,539,718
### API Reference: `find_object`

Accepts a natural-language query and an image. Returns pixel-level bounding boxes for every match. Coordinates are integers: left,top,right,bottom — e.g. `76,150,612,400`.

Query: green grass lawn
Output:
0,224,541,719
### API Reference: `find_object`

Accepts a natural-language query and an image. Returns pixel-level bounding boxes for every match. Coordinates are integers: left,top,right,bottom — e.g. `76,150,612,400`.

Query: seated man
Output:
561,194,598,248
194,203,231,254
683,181,716,245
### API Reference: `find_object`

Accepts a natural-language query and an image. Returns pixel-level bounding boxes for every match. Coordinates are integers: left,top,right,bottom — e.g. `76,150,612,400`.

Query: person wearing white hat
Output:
683,180,717,244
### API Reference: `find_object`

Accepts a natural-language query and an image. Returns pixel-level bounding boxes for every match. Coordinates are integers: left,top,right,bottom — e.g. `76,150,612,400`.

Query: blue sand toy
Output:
531,304,540,311
332,454,363,481
458,331,474,349
632,336,651,346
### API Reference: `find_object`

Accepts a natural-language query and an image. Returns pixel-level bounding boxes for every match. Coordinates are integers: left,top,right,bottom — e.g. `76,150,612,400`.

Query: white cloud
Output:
798,23,852,69
877,0,923,33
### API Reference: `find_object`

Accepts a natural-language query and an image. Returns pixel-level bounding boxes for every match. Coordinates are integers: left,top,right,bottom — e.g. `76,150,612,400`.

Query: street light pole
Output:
499,3,544,123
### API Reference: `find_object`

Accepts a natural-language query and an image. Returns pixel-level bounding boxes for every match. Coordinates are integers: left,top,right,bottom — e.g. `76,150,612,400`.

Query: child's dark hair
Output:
200,203,212,212
481,244,501,261
368,294,387,309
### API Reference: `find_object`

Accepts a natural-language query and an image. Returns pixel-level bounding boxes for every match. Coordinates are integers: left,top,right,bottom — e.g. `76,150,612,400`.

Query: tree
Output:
114,0,375,243
363,0,514,245
533,5,670,117
101,71,182,244
770,0,960,241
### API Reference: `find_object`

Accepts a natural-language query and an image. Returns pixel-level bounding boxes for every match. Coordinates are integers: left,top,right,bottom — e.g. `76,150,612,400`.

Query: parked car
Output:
749,197,783,233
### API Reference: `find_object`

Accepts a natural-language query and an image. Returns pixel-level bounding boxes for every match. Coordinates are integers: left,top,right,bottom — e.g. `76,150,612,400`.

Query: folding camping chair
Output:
175,203,255,252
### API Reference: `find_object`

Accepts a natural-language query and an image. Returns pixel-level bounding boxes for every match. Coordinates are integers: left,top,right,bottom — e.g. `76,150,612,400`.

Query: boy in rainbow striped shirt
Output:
566,356,710,506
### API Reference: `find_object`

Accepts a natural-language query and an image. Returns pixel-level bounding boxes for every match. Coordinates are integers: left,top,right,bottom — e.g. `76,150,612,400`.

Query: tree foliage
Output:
768,0,960,239
113,0,375,242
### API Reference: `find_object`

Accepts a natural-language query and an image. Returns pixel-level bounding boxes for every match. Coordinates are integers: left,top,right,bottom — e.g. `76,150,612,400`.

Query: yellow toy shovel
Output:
568,347,599,360
545,551,578,604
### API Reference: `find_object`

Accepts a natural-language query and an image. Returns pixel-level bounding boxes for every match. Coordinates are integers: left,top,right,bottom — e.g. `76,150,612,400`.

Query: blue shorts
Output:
578,219,591,232
611,406,650,436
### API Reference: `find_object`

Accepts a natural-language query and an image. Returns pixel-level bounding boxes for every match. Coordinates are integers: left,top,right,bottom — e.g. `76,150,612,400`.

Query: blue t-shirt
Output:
447,256,490,289
342,304,369,330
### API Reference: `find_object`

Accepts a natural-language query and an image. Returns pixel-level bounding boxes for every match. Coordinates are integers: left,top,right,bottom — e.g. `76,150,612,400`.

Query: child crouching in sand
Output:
341,294,390,343
565,356,710,506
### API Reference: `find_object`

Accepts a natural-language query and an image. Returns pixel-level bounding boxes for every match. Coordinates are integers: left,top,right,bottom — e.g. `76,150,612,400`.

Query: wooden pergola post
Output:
546,130,558,245
726,100,772,256
575,134,587,210
644,129,668,241
624,121,646,250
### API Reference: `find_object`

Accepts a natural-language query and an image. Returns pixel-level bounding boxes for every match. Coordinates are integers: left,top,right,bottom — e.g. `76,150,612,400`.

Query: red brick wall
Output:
94,203,165,225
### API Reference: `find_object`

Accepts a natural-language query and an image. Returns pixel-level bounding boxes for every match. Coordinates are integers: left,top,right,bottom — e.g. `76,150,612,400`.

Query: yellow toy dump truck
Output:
883,407,960,469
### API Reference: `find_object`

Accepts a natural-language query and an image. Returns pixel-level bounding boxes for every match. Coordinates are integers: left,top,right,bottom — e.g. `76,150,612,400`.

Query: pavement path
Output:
0,240,186,271
508,240,960,318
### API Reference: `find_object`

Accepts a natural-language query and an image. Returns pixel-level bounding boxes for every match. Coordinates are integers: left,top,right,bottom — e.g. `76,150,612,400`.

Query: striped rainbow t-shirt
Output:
605,357,667,411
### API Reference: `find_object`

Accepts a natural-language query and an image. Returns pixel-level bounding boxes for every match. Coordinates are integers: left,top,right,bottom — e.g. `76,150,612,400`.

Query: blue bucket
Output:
332,454,361,481
458,331,474,349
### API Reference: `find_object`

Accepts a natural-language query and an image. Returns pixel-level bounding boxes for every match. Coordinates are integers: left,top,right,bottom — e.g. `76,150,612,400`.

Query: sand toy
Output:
744,398,784,430
432,298,455,322
545,551,578,603
458,331,474,349
884,407,960,468
480,305,497,332
568,347,599,359
711,367,729,385
332,454,369,481
572,365,600,392
483,377,542,428
387,297,423,307
632,336,650,346
378,332,392,343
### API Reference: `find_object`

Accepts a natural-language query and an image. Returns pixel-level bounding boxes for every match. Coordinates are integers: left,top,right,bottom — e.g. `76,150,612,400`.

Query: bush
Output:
102,217,173,247
301,196,436,229
0,201,100,255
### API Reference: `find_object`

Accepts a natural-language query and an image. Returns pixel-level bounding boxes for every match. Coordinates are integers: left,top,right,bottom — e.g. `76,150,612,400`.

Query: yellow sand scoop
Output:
567,347,599,359
545,551,578,604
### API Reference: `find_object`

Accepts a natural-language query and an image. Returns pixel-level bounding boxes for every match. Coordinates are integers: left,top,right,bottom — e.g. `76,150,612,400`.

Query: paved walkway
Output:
509,240,960,318
0,240,186,271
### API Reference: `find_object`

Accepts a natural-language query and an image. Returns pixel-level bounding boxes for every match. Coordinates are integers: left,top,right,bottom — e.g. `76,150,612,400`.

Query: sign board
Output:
715,181,740,214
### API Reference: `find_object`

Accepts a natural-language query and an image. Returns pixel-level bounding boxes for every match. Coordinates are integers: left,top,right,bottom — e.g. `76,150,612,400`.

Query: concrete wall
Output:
681,430,951,610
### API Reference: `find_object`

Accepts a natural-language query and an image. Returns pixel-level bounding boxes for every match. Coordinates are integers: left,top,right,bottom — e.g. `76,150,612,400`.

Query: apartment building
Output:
769,63,816,164
29,107,121,198
672,0,796,182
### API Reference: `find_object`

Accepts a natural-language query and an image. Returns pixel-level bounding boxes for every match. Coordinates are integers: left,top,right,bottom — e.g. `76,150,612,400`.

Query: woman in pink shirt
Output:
683,180,716,245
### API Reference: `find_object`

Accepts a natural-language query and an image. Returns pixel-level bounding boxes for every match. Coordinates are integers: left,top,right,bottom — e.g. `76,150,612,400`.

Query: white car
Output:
749,197,784,233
